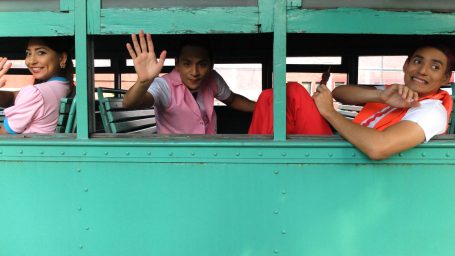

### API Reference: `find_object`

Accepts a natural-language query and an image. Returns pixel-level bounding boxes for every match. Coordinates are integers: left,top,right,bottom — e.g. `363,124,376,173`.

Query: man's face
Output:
403,46,450,97
175,45,212,91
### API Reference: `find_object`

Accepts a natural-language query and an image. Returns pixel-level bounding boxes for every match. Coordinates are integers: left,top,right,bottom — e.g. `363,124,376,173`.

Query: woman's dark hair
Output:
408,43,455,76
28,37,75,95
175,36,214,66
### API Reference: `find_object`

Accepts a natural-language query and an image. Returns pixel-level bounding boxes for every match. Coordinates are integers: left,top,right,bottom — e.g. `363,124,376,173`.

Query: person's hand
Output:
0,57,12,88
313,84,336,118
126,30,167,85
380,84,420,108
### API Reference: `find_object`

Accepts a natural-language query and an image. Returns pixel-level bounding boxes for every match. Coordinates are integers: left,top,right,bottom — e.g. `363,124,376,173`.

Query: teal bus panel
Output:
1,157,455,256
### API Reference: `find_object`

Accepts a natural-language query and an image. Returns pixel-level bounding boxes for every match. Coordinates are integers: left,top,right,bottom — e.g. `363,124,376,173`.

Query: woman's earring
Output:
60,64,66,69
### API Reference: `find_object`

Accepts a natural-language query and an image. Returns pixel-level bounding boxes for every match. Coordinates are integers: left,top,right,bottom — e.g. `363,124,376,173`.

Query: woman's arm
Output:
0,57,15,108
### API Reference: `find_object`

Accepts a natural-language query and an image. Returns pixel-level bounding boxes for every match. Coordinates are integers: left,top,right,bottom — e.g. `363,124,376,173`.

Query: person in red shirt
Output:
249,44,454,160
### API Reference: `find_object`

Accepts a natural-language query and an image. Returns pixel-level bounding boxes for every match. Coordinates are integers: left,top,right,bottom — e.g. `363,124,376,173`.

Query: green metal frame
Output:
2,1,455,255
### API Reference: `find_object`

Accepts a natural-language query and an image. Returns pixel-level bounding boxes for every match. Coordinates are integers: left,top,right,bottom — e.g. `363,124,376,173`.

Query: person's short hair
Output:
408,43,455,76
175,36,214,65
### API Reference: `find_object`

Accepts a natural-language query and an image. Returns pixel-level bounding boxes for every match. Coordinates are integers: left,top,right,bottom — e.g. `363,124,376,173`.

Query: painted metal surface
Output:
1,156,455,255
288,8,455,35
97,7,259,35
0,12,73,37
1,0,455,255
273,0,287,140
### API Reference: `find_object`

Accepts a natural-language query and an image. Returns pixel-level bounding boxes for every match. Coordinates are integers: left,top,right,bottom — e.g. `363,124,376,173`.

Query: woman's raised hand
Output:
126,30,167,85
0,57,12,88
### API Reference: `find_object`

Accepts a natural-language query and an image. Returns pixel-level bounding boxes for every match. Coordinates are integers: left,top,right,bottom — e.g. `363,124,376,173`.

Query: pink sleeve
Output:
4,86,44,133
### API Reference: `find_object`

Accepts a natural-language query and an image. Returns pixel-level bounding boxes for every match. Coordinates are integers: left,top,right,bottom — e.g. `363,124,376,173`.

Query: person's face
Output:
175,45,212,91
403,46,450,97
25,39,67,81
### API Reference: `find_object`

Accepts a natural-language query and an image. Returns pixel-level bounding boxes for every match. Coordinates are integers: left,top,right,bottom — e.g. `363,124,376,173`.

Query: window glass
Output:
0,0,59,11
358,56,407,85
95,74,115,89
286,72,348,95
286,57,341,65
214,64,262,106
300,0,455,11
102,0,257,8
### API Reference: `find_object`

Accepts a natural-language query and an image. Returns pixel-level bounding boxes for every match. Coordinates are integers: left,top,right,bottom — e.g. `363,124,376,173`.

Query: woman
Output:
0,37,74,134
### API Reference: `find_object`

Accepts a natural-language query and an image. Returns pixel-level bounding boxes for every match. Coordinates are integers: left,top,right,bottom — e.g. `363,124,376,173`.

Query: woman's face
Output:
25,39,67,81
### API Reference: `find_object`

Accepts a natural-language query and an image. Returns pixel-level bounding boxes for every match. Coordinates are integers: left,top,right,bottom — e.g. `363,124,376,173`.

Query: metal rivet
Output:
125,152,130,156
273,210,279,214
328,153,333,157
168,152,173,156
104,152,108,155
352,153,356,157
19,150,23,154
281,152,287,157
77,169,81,173
61,152,65,155
258,152,263,156
235,153,240,156
213,153,218,156
77,207,82,211
305,153,310,157
281,190,287,195
0,151,3,154
274,249,279,254
281,230,287,234
446,153,451,157
84,188,88,192
421,152,426,157
85,227,90,231
79,245,83,249
191,152,195,156
147,152,152,156
83,152,87,156
274,170,279,175
398,152,404,157
40,151,44,155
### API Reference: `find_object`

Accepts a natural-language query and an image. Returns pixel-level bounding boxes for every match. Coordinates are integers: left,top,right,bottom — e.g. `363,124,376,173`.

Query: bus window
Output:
286,72,348,94
214,64,262,106
0,0,59,12
358,56,406,85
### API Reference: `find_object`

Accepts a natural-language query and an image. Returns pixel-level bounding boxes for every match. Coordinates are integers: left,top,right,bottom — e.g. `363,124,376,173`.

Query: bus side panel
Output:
1,161,454,256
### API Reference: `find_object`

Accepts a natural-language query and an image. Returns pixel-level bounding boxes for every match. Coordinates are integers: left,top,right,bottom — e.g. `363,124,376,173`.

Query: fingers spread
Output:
126,43,136,59
158,50,167,66
139,30,148,54
131,33,141,55
146,33,155,57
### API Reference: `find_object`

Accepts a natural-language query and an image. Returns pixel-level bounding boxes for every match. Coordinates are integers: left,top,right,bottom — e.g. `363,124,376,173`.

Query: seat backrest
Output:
337,104,363,119
97,87,157,134
55,98,76,133
0,107,4,126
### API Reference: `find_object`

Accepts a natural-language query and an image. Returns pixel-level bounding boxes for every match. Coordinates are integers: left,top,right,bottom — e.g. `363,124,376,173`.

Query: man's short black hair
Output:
175,36,214,64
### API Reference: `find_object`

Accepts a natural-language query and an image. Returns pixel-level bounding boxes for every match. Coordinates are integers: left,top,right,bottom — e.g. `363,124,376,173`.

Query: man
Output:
250,44,454,160
123,31,255,134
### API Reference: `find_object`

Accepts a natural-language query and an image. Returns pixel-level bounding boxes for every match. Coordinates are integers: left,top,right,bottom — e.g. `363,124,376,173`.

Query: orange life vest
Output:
353,89,453,132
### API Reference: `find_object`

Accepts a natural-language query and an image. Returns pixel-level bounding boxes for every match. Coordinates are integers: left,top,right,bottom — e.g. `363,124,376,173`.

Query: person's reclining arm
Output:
222,92,256,112
314,84,424,160
333,84,420,108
